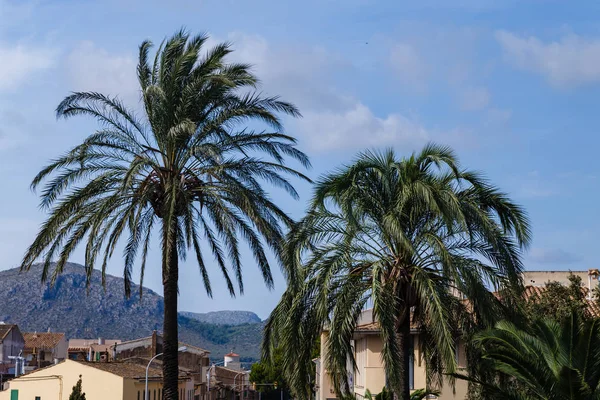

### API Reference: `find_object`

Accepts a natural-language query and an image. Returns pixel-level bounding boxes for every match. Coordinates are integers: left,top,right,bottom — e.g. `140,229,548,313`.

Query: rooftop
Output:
0,324,18,340
74,360,189,380
23,332,65,350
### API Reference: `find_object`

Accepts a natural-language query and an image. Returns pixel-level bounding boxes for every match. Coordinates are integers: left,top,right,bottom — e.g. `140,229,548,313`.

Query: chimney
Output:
151,330,158,357
98,338,105,345
588,269,600,299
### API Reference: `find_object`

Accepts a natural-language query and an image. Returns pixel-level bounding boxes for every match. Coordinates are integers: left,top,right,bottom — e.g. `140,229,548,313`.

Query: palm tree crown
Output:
21,30,310,399
466,313,600,399
265,145,530,400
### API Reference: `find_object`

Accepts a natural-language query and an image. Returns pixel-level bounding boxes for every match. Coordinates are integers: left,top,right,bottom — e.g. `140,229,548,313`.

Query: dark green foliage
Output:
365,388,438,400
457,312,600,399
264,146,530,400
250,347,286,392
69,375,86,400
525,273,590,322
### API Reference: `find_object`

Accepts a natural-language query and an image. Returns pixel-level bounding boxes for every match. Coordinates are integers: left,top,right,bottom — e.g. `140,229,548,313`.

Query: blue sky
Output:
1,0,600,319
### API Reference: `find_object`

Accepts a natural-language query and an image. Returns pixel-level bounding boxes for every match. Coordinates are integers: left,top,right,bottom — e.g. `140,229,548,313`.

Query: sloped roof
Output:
75,360,189,379
23,332,65,350
225,352,239,357
0,324,17,340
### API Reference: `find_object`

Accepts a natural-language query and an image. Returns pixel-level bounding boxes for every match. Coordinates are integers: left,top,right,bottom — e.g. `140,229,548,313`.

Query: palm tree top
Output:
21,29,311,298
267,144,531,400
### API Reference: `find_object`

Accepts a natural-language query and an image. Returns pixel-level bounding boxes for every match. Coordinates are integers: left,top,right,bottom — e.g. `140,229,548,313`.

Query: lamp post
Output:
145,346,187,400
206,360,225,392
232,371,247,400
8,350,24,377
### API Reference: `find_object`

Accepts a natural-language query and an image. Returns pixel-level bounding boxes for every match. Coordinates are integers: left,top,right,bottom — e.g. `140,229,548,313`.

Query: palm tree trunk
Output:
398,314,411,400
162,217,179,400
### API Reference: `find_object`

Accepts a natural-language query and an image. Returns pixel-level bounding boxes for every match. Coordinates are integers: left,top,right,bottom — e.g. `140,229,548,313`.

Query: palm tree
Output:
460,312,600,399
365,387,439,400
20,30,310,399
264,145,530,400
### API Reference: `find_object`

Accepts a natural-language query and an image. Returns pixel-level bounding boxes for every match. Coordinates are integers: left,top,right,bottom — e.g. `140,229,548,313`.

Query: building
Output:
206,353,250,400
522,269,600,294
317,309,468,400
224,352,241,371
0,324,24,374
22,332,68,370
317,270,600,400
0,359,193,400
115,331,210,373
68,338,121,362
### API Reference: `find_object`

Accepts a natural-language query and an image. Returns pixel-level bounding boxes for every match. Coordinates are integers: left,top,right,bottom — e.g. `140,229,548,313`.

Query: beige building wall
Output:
318,332,470,400
0,359,124,400
318,332,336,400
122,379,191,400
522,270,599,290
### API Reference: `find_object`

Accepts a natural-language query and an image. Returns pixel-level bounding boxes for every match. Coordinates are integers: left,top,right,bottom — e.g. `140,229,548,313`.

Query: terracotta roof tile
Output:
75,360,189,379
23,332,65,350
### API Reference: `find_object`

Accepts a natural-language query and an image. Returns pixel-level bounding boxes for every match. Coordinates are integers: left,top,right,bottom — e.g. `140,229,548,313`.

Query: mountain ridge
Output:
0,263,263,360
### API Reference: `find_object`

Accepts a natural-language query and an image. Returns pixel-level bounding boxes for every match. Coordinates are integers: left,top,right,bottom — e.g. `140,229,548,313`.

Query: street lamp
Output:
233,371,247,400
8,350,25,377
206,360,225,392
145,346,188,400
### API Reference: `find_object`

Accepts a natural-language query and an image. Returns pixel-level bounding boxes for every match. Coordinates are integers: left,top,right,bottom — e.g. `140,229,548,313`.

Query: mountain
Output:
0,263,264,361
180,310,262,325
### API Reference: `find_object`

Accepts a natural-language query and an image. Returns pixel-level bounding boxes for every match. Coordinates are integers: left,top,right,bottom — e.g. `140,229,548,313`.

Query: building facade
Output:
115,331,210,373
0,324,24,374
68,338,121,362
22,332,68,370
316,309,468,400
0,359,193,400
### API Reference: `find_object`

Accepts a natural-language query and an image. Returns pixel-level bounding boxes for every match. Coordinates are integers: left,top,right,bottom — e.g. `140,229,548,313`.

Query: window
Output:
354,338,367,388
137,392,140,400
159,389,161,399
154,389,156,400
35,397,41,400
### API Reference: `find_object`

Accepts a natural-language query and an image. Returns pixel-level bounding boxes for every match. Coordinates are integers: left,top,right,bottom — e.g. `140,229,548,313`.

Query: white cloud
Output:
458,86,490,111
0,44,55,90
496,30,600,87
66,41,138,104
389,43,428,90
219,33,432,151
295,102,429,151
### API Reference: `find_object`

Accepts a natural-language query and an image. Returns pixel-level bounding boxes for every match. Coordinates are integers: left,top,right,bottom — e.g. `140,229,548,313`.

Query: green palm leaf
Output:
22,30,310,400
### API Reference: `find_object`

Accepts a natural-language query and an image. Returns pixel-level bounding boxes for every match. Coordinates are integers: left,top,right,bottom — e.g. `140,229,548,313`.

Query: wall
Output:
53,336,68,361
522,270,598,289
0,359,124,400
1,328,25,365
318,331,470,400
317,332,336,400
122,378,192,400
116,335,207,372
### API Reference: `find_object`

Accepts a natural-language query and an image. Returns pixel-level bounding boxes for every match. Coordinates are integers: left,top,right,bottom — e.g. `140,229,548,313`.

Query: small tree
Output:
525,273,590,322
69,375,86,400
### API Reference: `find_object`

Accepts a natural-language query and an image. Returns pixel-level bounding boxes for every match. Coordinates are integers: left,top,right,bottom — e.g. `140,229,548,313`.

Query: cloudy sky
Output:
1,0,600,319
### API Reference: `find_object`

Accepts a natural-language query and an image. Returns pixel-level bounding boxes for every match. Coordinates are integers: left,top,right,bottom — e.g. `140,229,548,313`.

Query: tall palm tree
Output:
264,145,530,400
460,312,600,399
20,30,310,399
